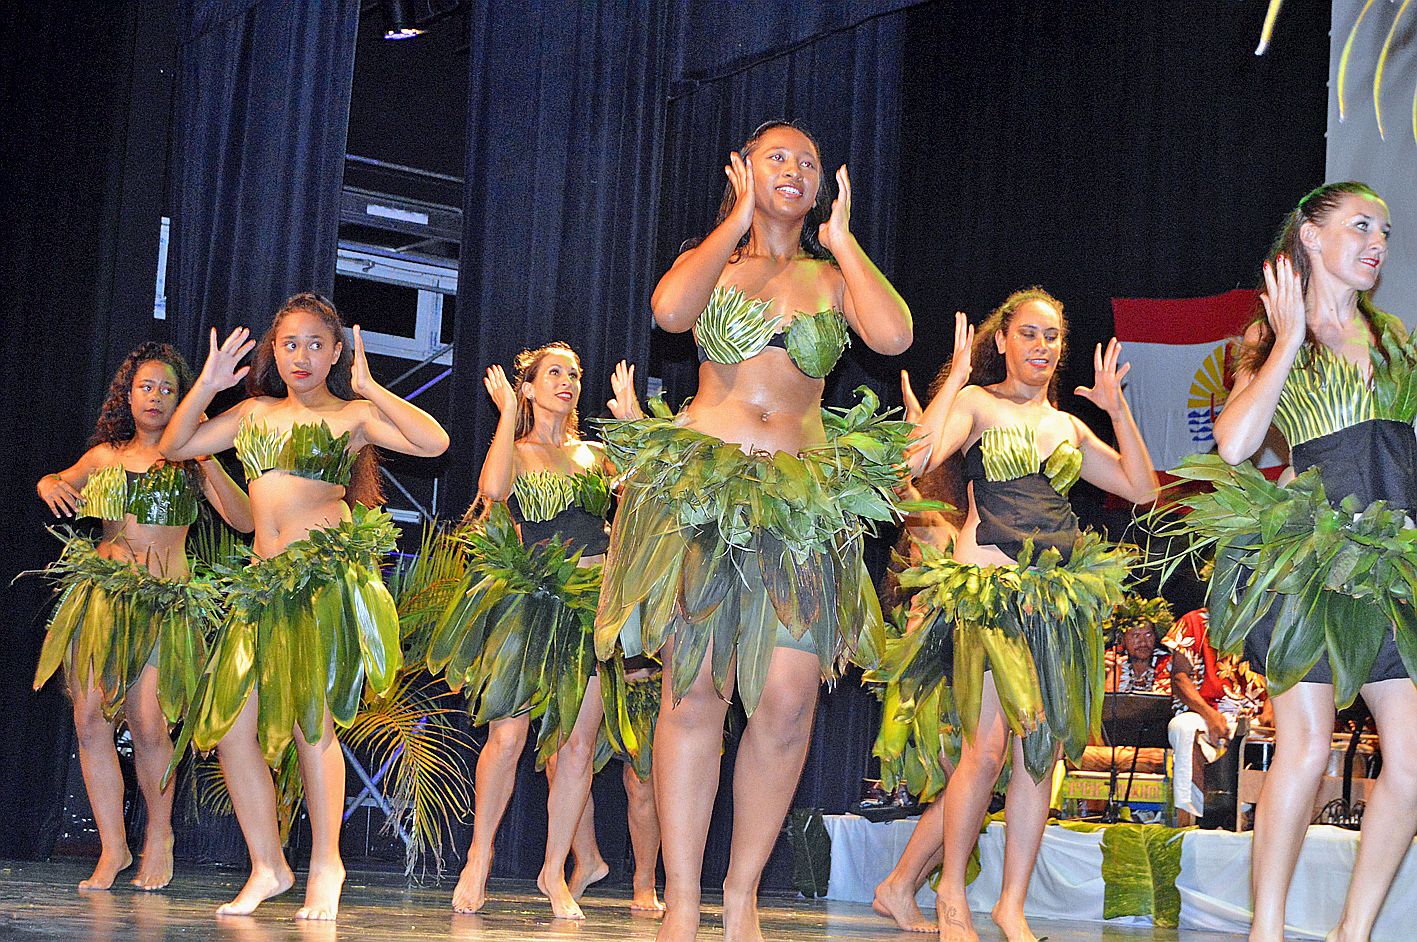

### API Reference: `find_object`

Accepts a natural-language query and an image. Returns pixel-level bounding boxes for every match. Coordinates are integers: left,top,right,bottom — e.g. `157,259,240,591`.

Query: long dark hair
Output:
1239,181,1389,375
709,119,835,263
950,287,1068,404
247,292,382,507
92,342,196,447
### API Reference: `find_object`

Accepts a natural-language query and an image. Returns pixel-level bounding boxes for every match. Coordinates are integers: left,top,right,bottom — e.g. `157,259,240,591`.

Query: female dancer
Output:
1167,182,1414,942
34,342,252,891
593,120,913,942
427,345,657,918
904,294,1156,942
160,292,449,920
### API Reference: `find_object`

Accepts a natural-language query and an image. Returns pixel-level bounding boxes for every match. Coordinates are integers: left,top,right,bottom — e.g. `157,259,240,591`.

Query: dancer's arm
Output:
477,365,519,502
908,313,976,476
820,166,912,355
161,328,255,461
196,457,254,533
36,444,114,518
349,326,450,457
1074,337,1159,505
651,152,756,332
1212,256,1305,464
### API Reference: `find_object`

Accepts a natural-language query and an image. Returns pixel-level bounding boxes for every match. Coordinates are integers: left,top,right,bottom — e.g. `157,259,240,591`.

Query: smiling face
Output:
522,350,582,418
996,299,1064,388
129,359,180,434
273,307,343,393
747,125,822,220
1302,193,1390,293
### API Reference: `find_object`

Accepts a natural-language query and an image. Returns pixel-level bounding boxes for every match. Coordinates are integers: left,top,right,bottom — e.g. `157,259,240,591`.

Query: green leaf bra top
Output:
80,462,200,527
511,468,612,523
693,284,850,379
977,424,1083,496
1273,315,1417,448
234,417,356,486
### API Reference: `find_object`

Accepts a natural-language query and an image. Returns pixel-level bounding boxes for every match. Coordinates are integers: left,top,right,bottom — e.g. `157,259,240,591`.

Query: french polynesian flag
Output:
1112,288,1283,477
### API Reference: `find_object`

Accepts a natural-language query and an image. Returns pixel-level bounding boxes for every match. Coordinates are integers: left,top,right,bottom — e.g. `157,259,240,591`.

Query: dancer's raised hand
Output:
817,165,852,254
349,325,377,396
724,150,756,236
197,327,254,392
608,360,644,420
942,311,974,391
900,370,923,424
1260,253,1306,358
1075,338,1132,416
484,365,518,414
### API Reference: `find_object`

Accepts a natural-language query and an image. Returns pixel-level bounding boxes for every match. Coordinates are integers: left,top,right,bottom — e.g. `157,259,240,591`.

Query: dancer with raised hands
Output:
34,341,252,892
1156,182,1416,942
427,345,658,919
160,292,448,920
594,119,914,942
895,294,1156,942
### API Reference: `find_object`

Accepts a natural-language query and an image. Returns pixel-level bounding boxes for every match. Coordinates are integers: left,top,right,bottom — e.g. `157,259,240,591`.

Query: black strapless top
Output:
1291,419,1417,513
509,499,611,556
964,435,1081,561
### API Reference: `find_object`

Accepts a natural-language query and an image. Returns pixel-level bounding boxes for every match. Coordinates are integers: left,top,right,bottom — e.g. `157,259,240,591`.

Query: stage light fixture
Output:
380,0,424,40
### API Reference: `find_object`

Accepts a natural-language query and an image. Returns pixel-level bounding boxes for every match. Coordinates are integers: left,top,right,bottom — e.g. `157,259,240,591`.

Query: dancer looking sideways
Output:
160,292,449,919
896,295,1156,942
35,341,252,892
594,119,913,942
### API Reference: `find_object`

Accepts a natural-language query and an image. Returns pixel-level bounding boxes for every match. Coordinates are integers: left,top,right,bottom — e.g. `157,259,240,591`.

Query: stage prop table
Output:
823,814,1417,940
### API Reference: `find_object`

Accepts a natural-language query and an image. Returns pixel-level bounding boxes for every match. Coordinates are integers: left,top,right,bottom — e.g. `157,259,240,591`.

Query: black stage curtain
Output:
0,0,178,860
168,0,359,355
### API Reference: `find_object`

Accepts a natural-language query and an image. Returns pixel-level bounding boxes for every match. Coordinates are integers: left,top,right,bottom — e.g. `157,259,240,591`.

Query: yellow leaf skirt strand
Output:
173,504,402,768
592,386,919,717
32,530,226,723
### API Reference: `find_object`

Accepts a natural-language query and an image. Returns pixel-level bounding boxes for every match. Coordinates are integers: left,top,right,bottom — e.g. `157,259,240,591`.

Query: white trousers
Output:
1168,711,1230,816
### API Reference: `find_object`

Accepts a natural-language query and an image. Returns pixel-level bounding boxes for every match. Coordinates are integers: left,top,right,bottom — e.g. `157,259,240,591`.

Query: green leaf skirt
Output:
1146,453,1417,708
425,503,598,768
182,505,401,766
880,534,1136,783
595,655,660,781
592,387,915,715
32,530,223,723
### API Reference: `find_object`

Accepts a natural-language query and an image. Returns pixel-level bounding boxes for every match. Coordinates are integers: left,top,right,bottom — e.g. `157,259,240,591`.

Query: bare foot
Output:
630,884,665,913
569,857,609,899
656,906,701,942
78,848,133,891
872,878,934,932
537,866,585,920
991,902,1039,942
937,893,979,942
216,863,295,916
722,888,764,942
295,859,345,921
452,856,490,914
132,828,174,891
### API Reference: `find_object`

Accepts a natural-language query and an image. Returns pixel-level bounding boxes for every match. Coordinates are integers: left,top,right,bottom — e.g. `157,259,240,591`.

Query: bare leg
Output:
1249,682,1334,942
547,751,608,899
873,795,944,931
1328,678,1417,942
453,714,530,913
538,678,603,919
937,674,1013,942
721,647,821,942
654,641,733,942
624,762,664,912
70,680,132,890
215,691,295,915
989,733,1056,942
126,666,175,890
292,711,345,920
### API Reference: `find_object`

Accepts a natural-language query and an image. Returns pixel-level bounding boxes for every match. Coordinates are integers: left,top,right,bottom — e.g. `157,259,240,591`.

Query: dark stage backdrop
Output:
169,0,360,354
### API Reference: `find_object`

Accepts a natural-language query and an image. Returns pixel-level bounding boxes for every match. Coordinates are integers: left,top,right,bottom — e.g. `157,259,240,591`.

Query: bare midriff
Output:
680,351,826,455
248,472,351,558
96,520,191,580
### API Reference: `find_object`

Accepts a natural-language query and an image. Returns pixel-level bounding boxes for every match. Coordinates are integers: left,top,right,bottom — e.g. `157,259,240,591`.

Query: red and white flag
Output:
1112,289,1283,475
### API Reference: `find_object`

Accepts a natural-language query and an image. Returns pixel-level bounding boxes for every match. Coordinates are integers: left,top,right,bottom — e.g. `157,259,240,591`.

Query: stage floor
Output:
0,858,1244,941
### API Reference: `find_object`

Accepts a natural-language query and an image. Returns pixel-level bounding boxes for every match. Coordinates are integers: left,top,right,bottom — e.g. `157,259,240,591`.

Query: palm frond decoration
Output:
1259,0,1417,145
79,464,128,521
980,425,1039,482
511,469,576,522
387,524,468,665
693,285,782,363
